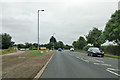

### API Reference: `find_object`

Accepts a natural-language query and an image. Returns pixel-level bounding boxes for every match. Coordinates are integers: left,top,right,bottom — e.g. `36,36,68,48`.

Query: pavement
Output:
41,50,119,78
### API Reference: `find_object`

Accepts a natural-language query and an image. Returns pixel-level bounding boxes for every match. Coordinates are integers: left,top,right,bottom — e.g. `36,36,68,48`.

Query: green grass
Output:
75,49,119,59
0,48,16,55
75,50,87,53
0,51,2,55
104,53,119,59
27,50,49,56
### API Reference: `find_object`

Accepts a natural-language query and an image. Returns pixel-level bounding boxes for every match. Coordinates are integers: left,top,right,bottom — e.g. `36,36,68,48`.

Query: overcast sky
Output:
1,0,119,45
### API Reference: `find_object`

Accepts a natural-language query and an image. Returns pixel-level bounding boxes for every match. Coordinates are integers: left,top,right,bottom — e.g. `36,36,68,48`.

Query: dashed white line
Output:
81,58,89,63
94,63,111,67
76,57,79,59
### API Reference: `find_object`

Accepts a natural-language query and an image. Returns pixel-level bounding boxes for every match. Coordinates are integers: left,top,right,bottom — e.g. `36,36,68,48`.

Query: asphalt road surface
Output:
41,50,119,78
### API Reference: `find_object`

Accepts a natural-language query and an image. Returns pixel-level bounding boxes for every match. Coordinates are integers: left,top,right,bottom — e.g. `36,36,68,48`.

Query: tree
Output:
17,44,25,48
64,45,72,49
46,42,53,50
104,10,120,46
25,42,32,48
33,43,38,48
58,41,64,49
2,33,14,49
54,42,59,49
77,36,87,49
50,36,57,43
86,27,105,47
72,41,78,49
72,36,87,49
54,41,64,49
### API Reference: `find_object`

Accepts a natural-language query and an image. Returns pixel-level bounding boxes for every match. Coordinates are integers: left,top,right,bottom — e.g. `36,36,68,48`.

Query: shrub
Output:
100,45,120,55
83,46,92,51
2,47,16,54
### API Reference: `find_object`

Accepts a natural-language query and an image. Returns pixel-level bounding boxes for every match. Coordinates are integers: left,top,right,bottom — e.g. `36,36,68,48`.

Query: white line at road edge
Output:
33,53,54,79
106,68,120,77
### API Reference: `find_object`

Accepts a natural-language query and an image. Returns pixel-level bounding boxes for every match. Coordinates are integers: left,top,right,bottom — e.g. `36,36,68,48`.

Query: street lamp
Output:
38,10,44,50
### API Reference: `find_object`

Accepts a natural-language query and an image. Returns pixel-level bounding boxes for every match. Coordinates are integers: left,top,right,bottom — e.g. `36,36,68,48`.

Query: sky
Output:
1,0,119,45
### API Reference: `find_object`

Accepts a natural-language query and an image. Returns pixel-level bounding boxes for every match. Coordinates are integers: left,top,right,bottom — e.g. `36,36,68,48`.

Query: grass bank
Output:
0,48,16,55
75,50,119,59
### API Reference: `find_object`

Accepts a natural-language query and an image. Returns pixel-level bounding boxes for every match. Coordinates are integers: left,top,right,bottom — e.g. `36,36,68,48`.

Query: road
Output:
41,50,119,78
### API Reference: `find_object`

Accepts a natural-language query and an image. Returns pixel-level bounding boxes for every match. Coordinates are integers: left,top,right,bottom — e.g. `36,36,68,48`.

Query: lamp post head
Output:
38,10,45,11
41,10,44,11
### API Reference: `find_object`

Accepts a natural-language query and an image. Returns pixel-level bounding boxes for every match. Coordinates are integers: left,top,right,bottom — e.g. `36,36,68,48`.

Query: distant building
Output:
40,47,46,50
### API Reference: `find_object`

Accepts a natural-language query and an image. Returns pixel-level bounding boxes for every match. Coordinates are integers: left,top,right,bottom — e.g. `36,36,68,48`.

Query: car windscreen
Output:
93,48,100,52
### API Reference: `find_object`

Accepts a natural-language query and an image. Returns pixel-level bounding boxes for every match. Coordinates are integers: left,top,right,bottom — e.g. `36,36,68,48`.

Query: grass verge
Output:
0,51,2,55
104,53,119,59
0,48,16,55
27,50,49,56
75,50,87,53
75,50,119,59
2,50,56,78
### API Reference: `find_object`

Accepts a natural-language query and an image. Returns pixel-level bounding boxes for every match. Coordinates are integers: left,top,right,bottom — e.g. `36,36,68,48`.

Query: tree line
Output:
72,10,120,50
1,10,120,51
0,33,72,50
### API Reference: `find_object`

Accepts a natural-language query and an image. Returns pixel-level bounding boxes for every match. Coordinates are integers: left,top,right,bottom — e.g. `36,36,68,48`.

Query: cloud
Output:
1,1,118,45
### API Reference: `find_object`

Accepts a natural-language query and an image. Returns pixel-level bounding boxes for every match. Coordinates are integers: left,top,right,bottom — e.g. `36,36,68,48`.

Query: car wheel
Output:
101,54,104,57
88,54,90,56
91,53,94,57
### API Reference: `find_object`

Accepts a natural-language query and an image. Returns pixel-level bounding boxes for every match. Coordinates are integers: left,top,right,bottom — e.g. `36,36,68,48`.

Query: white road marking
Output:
76,57,79,59
81,58,89,63
107,68,120,71
92,58,104,63
86,58,104,63
106,68,120,76
94,63,111,67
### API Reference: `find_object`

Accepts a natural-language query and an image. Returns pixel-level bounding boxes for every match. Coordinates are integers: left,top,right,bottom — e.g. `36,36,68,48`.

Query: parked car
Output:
58,48,62,51
87,47,104,57
70,48,74,51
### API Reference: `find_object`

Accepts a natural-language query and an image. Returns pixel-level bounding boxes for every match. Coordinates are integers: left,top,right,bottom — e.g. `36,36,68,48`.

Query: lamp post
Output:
38,10,44,50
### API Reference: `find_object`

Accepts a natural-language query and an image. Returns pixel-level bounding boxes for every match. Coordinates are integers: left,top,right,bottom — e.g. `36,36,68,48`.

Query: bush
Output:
2,47,16,54
100,45,120,55
83,46,92,51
